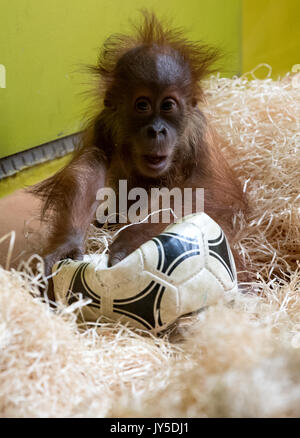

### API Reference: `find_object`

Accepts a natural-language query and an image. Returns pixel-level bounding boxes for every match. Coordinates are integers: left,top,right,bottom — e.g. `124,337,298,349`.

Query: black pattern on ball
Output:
113,281,165,329
208,230,235,281
152,232,201,275
67,263,101,309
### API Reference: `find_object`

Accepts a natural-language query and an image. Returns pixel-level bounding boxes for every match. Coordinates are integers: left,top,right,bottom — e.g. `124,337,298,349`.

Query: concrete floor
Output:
0,189,43,269
0,156,72,269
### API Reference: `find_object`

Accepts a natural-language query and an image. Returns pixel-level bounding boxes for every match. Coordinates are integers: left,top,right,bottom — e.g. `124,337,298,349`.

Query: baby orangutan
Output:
31,12,247,289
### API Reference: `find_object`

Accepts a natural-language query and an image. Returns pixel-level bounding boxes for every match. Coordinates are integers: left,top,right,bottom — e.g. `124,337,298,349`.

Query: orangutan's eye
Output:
161,98,177,112
135,98,151,113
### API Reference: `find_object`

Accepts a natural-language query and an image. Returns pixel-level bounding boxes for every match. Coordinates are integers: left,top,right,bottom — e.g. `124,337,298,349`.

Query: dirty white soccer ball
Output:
52,213,237,334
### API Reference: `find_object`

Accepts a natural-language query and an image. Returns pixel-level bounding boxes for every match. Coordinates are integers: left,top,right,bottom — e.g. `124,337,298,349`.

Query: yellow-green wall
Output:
242,0,300,78
0,0,242,159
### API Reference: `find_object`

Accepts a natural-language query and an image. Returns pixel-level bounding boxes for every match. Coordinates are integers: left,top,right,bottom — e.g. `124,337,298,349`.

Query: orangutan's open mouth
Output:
143,154,168,170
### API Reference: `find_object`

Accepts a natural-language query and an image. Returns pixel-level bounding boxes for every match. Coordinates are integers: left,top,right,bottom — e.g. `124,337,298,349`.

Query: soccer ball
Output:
52,213,237,334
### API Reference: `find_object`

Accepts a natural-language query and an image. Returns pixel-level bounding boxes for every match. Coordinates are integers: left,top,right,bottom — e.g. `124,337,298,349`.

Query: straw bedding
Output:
0,66,299,418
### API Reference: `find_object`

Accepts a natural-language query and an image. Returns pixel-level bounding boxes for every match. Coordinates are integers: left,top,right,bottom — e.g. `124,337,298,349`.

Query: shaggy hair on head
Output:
91,11,221,103
0,66,300,418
